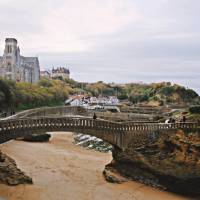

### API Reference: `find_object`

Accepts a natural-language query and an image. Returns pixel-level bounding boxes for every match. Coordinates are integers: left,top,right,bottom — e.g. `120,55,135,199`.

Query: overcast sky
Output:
0,0,199,93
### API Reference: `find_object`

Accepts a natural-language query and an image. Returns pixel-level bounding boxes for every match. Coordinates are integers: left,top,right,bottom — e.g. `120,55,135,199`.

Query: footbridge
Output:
0,106,199,149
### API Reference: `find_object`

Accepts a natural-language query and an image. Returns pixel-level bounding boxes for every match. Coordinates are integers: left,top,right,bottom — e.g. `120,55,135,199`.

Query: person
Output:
93,113,97,120
171,117,175,123
182,115,186,123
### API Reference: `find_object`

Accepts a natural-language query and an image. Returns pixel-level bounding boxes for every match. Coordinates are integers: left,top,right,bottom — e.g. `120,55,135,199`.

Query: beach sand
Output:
0,132,191,200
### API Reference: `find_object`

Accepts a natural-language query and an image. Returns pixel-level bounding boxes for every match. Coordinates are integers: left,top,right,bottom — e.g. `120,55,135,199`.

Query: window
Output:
9,45,12,53
7,62,12,71
7,45,12,53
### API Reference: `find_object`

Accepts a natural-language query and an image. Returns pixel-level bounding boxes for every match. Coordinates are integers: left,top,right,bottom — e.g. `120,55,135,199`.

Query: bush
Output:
159,86,175,95
189,106,200,114
117,94,128,100
0,79,15,111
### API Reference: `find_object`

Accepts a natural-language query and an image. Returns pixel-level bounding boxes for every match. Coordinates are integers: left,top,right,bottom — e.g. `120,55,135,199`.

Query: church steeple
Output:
4,38,18,55
0,38,40,83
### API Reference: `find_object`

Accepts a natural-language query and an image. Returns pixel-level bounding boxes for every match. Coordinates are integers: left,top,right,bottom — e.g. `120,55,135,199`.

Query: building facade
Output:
51,67,70,79
0,38,40,83
40,70,51,79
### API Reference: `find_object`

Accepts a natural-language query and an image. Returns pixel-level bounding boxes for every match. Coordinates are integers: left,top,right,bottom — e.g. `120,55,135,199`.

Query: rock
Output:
107,130,200,196
103,169,127,184
103,161,128,184
74,133,112,153
19,133,51,142
0,150,32,185
0,152,5,162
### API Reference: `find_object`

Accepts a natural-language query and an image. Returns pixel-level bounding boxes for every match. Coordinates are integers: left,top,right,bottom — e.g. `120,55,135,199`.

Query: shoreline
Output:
0,132,191,200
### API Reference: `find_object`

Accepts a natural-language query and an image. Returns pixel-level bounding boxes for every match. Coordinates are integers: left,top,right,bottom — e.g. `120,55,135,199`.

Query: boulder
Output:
74,133,112,153
103,161,128,184
20,133,51,142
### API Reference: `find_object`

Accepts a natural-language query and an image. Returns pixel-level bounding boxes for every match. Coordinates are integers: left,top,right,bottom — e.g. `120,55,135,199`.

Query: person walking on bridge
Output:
182,115,186,123
93,113,97,120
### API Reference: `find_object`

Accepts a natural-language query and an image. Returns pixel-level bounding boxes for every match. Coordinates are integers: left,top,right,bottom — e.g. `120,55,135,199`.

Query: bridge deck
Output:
0,106,199,149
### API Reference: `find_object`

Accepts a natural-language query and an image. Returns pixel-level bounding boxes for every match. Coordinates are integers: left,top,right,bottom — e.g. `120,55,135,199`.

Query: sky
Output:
0,0,199,94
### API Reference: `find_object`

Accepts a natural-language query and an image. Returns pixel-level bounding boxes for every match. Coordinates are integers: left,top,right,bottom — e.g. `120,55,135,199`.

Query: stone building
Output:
40,70,51,79
51,67,70,79
0,38,40,83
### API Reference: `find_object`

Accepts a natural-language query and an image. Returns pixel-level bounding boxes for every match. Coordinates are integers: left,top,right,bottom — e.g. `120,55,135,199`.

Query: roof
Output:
21,56,39,62
5,38,17,43
40,70,50,74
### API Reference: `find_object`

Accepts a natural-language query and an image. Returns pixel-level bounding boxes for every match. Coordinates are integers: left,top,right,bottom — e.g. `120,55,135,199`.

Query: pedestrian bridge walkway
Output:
0,106,199,149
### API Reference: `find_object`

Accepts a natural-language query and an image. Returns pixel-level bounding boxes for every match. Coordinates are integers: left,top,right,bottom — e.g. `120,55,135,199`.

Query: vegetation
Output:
189,106,200,114
0,78,73,112
0,77,199,113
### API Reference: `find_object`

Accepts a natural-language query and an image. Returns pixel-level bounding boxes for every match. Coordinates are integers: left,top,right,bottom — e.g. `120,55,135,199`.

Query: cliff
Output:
104,129,200,196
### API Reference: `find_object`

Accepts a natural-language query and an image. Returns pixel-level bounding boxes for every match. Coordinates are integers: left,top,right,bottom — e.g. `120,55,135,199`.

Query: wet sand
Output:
0,132,191,200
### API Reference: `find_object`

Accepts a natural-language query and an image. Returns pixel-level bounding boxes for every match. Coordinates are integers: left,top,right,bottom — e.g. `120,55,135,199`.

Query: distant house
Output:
90,96,119,105
65,95,88,107
65,95,120,111
51,67,70,79
40,70,51,78
108,96,119,105
90,97,98,104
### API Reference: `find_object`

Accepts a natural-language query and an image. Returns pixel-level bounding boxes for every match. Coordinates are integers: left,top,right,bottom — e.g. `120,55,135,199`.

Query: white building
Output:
0,38,40,83
65,95,119,108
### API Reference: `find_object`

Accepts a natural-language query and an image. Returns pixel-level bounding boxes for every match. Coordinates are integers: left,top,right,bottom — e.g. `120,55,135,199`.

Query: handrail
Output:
0,116,199,133
0,115,199,148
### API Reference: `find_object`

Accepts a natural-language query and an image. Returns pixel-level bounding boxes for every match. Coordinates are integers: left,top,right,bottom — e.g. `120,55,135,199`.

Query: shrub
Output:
189,106,200,114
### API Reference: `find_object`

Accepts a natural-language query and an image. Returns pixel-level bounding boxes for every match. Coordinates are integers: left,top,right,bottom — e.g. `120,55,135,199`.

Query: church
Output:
0,38,40,83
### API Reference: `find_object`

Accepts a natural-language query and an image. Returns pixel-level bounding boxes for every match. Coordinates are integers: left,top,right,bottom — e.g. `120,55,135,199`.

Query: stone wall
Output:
3,106,157,122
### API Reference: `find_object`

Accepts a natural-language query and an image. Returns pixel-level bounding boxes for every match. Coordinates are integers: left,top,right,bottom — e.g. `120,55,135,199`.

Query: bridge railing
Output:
0,116,199,133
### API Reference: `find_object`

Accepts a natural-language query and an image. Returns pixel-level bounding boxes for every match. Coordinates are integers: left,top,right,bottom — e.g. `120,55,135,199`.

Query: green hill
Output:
0,77,199,113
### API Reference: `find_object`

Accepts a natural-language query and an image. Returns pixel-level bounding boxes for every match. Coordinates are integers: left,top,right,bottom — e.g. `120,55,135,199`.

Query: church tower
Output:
2,38,20,80
0,38,40,83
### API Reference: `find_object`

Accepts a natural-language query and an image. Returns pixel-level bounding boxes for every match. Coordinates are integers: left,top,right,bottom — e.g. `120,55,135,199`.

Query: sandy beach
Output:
0,132,191,200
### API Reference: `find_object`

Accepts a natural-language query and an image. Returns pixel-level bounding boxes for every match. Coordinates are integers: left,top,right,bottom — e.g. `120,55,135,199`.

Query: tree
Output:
0,79,15,111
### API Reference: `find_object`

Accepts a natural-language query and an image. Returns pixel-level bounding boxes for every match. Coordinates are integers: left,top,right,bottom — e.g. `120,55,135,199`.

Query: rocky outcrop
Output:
74,133,112,153
103,161,128,184
105,130,200,196
0,150,32,185
18,133,51,142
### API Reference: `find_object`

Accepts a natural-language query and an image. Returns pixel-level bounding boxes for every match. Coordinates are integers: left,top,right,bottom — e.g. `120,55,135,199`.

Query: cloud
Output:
0,0,141,53
0,0,199,93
